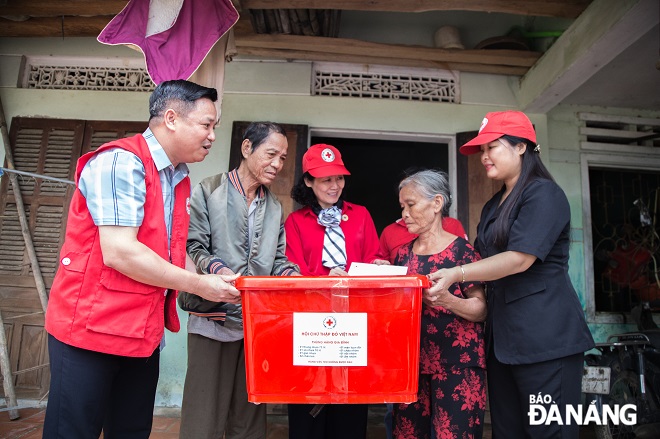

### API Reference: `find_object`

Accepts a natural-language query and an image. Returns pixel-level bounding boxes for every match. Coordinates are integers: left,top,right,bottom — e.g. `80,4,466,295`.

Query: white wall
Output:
0,37,527,174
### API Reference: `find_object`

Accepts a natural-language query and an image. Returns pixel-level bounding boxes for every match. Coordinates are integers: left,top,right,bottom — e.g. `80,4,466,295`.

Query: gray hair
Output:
398,169,452,216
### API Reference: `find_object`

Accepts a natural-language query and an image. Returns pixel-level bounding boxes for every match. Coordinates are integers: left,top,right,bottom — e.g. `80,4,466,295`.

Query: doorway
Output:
310,135,449,234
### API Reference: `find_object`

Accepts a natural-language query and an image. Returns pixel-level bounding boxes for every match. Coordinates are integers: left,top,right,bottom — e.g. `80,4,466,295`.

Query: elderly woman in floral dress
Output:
393,169,487,439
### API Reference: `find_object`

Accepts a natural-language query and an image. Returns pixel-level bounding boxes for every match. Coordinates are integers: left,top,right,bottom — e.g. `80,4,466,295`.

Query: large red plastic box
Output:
236,275,427,404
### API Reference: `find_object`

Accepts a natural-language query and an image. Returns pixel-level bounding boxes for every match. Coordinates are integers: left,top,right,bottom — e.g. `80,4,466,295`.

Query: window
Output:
580,113,660,322
312,62,459,103
590,168,660,314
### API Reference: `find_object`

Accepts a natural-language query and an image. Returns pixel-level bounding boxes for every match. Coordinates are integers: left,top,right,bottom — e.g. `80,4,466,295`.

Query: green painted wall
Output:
547,105,660,348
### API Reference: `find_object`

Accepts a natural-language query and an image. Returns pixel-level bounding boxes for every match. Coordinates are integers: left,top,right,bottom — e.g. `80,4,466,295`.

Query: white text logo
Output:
528,394,636,426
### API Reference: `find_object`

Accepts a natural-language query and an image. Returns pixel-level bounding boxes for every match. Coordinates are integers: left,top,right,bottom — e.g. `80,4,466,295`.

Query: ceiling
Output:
560,22,659,110
0,0,658,113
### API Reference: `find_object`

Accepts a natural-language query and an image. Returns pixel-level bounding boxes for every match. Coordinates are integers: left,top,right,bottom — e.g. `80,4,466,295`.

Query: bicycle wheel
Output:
594,370,639,439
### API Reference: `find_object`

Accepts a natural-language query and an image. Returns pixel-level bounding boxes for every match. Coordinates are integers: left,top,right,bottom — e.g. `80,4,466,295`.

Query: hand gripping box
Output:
236,275,427,404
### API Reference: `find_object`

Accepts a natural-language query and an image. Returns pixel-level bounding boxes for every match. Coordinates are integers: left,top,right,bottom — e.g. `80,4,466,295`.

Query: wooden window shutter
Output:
0,117,85,399
0,118,148,281
81,120,148,155
0,117,147,399
0,118,85,279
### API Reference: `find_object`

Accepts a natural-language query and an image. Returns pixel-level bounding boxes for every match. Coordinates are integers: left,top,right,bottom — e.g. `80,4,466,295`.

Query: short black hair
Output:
149,80,218,121
240,122,287,162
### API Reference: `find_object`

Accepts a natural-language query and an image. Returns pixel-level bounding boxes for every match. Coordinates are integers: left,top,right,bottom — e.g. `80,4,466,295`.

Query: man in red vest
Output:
43,80,239,439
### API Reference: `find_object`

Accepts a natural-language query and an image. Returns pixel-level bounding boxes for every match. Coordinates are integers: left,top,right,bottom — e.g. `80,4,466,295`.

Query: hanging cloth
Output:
97,0,239,84
317,205,347,270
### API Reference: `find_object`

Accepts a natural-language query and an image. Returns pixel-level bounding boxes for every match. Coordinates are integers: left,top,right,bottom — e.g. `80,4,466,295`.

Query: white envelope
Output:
347,262,408,276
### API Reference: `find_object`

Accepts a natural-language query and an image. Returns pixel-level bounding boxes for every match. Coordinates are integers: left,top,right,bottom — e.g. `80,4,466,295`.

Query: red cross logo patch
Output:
321,148,335,163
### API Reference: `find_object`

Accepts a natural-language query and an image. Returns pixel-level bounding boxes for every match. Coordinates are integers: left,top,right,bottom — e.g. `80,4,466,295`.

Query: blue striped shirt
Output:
79,128,190,250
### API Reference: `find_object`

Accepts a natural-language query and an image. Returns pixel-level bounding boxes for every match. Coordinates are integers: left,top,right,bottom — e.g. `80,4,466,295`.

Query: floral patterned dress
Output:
393,237,487,439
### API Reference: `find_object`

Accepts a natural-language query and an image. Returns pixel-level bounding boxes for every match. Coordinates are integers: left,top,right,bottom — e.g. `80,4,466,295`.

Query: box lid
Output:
236,274,429,290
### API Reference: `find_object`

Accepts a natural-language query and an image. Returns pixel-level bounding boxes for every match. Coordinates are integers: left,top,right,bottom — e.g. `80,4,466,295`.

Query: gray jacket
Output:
182,172,299,329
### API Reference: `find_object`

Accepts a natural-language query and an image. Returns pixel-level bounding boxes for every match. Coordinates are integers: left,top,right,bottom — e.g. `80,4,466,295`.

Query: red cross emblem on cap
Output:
321,148,335,163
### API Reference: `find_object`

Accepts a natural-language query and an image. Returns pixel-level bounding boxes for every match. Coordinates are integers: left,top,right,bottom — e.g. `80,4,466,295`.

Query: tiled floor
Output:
2,404,599,439
2,404,484,439
0,406,45,439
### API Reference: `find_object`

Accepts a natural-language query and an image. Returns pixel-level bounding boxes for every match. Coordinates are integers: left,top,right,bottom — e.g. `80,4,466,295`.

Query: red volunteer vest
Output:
45,134,190,357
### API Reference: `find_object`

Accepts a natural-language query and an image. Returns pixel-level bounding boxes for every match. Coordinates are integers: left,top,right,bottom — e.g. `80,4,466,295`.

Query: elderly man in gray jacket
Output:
178,122,300,439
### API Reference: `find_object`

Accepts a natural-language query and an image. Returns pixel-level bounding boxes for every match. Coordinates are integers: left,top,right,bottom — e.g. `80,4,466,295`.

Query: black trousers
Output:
43,334,160,439
287,403,368,439
487,350,584,439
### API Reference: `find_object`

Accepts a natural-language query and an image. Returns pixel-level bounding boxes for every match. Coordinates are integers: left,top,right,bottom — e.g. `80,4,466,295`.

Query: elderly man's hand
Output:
194,272,241,304
217,267,237,279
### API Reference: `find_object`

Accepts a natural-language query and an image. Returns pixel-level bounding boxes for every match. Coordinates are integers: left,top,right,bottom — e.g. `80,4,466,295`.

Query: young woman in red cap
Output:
284,143,388,439
427,111,594,439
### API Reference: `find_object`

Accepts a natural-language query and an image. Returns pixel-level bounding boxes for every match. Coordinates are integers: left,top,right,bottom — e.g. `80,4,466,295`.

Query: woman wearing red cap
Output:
427,111,594,439
284,143,388,438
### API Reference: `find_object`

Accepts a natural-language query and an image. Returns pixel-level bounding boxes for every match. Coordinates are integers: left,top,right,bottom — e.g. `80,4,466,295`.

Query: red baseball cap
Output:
460,110,537,155
302,144,351,178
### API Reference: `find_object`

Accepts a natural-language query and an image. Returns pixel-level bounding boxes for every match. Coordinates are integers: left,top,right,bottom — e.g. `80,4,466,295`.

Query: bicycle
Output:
583,323,660,438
